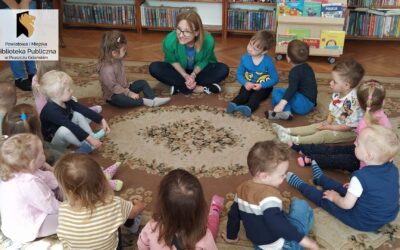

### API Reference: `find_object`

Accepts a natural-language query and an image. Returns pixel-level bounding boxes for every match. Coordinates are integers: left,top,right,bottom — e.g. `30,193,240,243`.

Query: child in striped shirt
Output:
54,153,145,250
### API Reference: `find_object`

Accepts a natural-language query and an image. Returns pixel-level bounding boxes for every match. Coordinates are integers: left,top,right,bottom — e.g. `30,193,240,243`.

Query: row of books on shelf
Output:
277,0,345,17
231,0,276,2
348,0,400,7
347,10,400,37
277,30,345,49
140,6,193,28
63,3,135,25
227,8,275,31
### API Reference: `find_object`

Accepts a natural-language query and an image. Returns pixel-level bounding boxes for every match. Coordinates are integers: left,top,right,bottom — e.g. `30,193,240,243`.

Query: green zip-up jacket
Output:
163,31,218,70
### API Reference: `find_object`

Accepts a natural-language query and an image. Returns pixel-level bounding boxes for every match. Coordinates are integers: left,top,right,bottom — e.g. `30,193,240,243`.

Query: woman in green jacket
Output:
149,10,229,95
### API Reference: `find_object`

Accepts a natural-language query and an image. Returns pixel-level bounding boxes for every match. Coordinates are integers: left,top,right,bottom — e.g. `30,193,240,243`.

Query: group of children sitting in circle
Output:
0,9,399,250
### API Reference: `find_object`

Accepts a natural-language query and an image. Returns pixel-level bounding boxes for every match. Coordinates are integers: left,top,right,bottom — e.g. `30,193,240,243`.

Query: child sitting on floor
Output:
267,40,317,120
55,153,145,249
98,30,170,108
138,169,222,250
287,125,399,232
0,82,17,135
40,70,110,153
0,134,60,243
222,140,318,250
226,30,279,117
272,58,364,145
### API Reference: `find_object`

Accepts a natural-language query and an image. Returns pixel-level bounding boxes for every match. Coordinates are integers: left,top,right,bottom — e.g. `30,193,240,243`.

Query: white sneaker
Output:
153,97,171,107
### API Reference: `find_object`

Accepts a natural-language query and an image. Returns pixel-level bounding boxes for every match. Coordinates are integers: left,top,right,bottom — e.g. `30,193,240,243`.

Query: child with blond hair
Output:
55,153,145,249
287,125,399,231
272,58,364,144
98,30,170,107
40,70,110,153
226,30,279,117
222,141,318,250
0,134,59,243
0,82,17,135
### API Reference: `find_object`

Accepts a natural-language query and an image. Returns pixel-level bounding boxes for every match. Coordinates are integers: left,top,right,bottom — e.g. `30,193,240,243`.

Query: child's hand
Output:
323,190,340,202
86,135,102,148
252,84,262,91
101,119,111,134
273,100,287,113
128,200,146,219
129,92,140,100
221,231,239,244
244,82,253,91
41,162,54,172
342,182,350,188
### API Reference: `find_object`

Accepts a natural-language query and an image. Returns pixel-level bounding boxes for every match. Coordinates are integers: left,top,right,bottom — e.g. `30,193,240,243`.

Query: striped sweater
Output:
226,180,303,249
57,196,132,250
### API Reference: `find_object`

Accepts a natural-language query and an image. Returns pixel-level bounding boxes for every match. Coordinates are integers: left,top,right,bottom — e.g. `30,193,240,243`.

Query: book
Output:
320,30,345,49
321,3,343,18
277,34,296,46
303,1,321,16
303,37,320,48
287,28,311,39
277,0,304,16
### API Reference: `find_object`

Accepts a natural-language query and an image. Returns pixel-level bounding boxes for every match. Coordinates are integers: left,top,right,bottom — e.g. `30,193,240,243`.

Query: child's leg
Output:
271,88,286,109
103,162,122,179
129,80,156,99
245,87,273,112
311,161,347,196
71,111,95,136
149,61,191,94
298,130,356,144
207,195,224,239
289,123,319,136
109,93,144,108
51,126,82,147
37,213,58,238
232,86,251,105
288,92,315,115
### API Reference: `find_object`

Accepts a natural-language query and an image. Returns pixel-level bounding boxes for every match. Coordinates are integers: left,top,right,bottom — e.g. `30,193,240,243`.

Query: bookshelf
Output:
275,0,347,64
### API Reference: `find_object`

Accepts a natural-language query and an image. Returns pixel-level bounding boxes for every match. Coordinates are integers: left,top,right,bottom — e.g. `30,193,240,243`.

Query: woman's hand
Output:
184,74,196,89
101,119,111,134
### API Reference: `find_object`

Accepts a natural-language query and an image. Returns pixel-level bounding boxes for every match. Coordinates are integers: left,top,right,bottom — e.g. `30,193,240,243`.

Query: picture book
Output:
277,0,304,16
303,38,320,48
321,3,343,18
287,28,311,40
277,34,296,46
303,1,321,16
320,30,345,49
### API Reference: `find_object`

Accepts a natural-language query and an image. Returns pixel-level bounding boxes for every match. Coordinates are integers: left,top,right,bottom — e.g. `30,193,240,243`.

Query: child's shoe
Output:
108,179,123,191
266,110,293,120
104,162,121,180
152,97,171,107
93,129,105,140
76,141,94,154
90,105,103,114
127,214,143,234
236,105,252,117
226,102,237,114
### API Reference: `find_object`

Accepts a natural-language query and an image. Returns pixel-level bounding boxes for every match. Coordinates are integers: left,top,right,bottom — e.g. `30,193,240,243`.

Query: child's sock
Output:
89,105,102,114
108,179,123,191
103,162,121,180
207,195,224,239
127,214,143,234
266,111,293,121
311,160,324,183
93,129,105,140
142,98,154,107
286,172,305,189
278,132,299,144
152,97,171,107
76,141,94,154
271,123,290,135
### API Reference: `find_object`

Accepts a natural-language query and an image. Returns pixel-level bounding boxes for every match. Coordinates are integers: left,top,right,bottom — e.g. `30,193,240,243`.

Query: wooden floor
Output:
1,28,400,77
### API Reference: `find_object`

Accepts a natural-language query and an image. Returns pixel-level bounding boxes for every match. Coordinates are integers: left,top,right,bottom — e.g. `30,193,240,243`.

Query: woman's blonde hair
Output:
39,70,73,100
34,61,62,96
0,133,42,181
357,79,386,126
176,10,205,51
54,153,113,213
98,30,127,65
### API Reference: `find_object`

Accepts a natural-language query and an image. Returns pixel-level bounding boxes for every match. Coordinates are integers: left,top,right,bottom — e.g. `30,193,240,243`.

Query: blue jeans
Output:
7,1,37,80
272,88,315,115
254,199,314,250
149,61,229,94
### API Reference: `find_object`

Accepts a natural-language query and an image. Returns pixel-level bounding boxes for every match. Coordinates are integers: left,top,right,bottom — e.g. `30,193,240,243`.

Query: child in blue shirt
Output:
287,125,399,232
267,40,317,120
226,31,279,117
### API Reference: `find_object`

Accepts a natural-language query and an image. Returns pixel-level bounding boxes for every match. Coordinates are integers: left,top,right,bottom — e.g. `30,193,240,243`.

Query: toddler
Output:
40,70,110,152
98,30,170,108
222,141,318,250
138,169,220,250
0,82,17,135
226,30,279,117
272,58,364,144
287,125,399,231
0,134,59,243
54,153,145,249
267,40,317,120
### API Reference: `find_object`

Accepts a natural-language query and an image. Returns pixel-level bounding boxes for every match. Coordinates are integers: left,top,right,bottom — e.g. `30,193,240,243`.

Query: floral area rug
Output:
1,58,400,250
